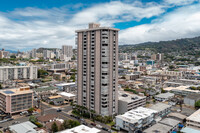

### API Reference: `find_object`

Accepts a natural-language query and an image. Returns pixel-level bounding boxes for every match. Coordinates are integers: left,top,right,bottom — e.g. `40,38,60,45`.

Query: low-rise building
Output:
164,86,200,96
162,70,183,77
149,102,172,118
186,109,200,130
118,91,146,114
47,95,64,105
0,87,33,114
58,92,76,102
168,113,187,123
181,127,200,133
143,118,180,133
125,74,140,80
58,125,101,133
55,82,76,92
37,114,59,124
184,94,200,107
51,63,68,70
9,121,37,133
115,107,157,132
154,92,174,102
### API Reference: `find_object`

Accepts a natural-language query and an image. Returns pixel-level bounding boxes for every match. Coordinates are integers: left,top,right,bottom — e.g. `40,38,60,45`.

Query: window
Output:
102,73,108,75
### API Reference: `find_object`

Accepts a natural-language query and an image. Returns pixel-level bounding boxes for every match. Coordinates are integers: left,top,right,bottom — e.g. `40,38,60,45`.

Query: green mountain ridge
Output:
119,36,200,54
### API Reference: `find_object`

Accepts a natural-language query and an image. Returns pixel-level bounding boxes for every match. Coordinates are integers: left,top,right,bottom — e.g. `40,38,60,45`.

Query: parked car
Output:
32,112,38,115
80,118,85,121
102,127,109,131
20,111,28,116
57,109,62,112
74,116,80,119
12,121,20,125
96,124,102,128
7,118,14,121
26,113,32,117
82,122,88,126
70,114,74,117
90,123,96,126
4,116,11,120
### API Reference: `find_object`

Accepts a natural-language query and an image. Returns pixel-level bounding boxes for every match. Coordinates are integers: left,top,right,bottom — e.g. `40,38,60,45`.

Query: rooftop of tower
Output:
75,23,120,32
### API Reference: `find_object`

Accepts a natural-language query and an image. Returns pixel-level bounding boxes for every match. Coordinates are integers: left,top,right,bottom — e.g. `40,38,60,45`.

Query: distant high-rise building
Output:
30,49,37,58
119,53,128,61
151,53,164,61
0,49,9,59
43,50,51,59
131,54,137,60
62,45,73,61
55,49,61,59
76,23,119,116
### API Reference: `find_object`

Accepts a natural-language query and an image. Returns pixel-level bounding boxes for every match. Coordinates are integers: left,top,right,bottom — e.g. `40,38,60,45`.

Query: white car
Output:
32,112,38,115
96,124,102,129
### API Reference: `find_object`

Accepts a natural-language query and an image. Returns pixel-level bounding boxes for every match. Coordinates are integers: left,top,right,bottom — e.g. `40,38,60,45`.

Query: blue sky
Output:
0,0,200,51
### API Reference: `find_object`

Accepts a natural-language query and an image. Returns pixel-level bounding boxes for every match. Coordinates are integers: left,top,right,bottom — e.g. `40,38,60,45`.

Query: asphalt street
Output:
0,101,109,132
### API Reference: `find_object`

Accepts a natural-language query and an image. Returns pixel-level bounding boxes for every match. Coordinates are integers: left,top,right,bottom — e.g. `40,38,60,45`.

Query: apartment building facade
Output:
116,107,157,132
0,87,33,114
0,66,37,82
186,109,200,130
76,23,119,116
62,45,73,57
118,91,146,114
62,45,73,61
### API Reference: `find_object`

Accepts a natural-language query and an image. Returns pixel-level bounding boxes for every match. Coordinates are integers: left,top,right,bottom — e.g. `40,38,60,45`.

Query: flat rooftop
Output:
181,127,200,133
164,86,200,93
55,82,76,86
48,95,62,99
168,112,187,120
59,92,75,97
0,66,36,68
116,107,157,124
155,92,174,99
143,123,172,133
149,102,171,112
186,93,200,100
34,86,57,92
76,27,120,32
58,125,101,133
159,118,180,127
118,91,146,103
0,87,33,96
187,109,200,123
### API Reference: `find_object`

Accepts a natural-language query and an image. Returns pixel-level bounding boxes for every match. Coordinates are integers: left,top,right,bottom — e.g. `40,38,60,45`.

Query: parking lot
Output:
171,105,196,116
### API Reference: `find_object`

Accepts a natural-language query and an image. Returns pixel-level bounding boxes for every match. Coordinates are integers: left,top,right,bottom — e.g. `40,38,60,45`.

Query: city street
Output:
0,101,109,132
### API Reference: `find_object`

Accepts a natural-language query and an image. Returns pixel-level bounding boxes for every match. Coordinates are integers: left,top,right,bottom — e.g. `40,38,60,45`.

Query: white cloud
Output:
70,1,165,26
119,3,200,44
0,1,166,50
0,0,200,50
164,0,200,6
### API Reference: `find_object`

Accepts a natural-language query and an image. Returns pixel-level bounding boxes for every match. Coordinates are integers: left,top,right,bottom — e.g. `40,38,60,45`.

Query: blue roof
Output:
181,127,200,133
179,124,184,128
3,90,14,94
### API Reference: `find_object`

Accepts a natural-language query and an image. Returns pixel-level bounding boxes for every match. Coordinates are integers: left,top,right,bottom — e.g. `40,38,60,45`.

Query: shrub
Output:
35,122,43,128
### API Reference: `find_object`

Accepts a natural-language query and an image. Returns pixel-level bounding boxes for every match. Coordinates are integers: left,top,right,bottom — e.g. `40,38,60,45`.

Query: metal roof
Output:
9,121,37,133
